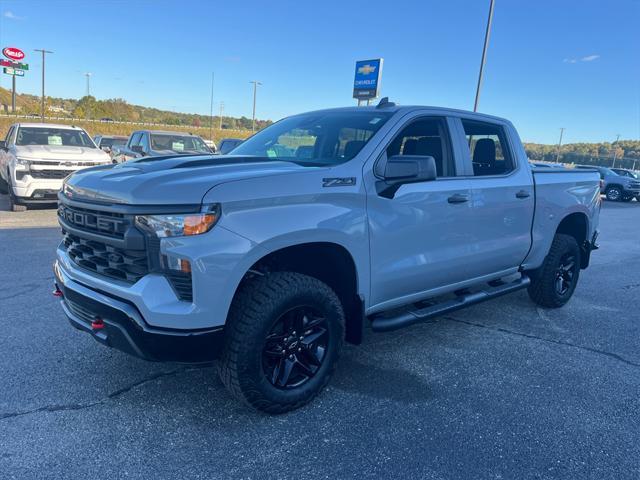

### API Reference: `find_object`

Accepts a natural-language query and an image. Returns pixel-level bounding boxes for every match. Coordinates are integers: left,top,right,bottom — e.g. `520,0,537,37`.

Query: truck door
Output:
453,117,535,280
365,114,476,310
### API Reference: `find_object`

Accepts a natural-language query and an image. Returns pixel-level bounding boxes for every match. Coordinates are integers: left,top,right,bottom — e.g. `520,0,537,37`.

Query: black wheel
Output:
218,271,345,413
8,179,27,212
527,234,580,308
0,174,8,194
605,186,622,201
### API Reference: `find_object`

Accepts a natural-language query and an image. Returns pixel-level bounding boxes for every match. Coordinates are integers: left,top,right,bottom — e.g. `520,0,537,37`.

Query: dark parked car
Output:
575,165,640,201
112,130,213,163
93,135,128,156
217,138,244,155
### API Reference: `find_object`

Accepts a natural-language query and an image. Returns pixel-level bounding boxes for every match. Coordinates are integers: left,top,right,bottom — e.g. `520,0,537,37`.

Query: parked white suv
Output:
0,123,111,211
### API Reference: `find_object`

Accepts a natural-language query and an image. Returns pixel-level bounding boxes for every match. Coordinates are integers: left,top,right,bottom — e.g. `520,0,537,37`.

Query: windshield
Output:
101,137,127,148
230,111,393,166
150,134,210,153
16,127,95,147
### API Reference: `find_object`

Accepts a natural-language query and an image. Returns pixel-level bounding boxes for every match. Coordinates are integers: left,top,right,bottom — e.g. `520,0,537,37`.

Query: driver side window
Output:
386,117,455,177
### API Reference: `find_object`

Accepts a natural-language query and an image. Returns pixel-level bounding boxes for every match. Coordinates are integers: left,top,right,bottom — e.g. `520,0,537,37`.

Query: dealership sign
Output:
353,58,383,100
3,67,24,77
3,47,25,61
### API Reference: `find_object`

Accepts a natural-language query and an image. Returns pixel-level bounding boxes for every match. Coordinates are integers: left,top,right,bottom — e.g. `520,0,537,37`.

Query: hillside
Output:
0,87,271,133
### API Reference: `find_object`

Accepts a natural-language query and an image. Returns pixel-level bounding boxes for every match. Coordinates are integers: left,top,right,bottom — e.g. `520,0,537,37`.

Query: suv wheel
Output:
527,233,580,308
218,271,345,413
605,186,622,201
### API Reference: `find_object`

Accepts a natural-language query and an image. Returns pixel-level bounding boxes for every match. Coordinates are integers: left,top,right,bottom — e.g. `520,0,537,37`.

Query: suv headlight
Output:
135,205,221,238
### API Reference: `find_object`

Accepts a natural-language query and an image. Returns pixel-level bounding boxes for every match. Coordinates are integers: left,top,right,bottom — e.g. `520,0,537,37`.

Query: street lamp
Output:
34,49,54,122
250,80,262,132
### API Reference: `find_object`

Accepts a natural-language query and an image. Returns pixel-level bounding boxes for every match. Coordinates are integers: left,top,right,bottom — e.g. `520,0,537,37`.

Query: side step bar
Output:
370,275,531,333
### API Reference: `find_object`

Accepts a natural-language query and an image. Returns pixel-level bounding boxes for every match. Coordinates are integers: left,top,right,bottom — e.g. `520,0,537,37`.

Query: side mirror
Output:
131,145,145,155
384,155,437,182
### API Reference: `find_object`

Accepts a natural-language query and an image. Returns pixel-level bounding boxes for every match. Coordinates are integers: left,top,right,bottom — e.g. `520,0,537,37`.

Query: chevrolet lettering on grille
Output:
59,206,125,235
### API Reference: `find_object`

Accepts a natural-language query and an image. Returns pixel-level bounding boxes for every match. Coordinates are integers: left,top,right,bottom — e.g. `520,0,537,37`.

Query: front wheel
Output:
218,272,345,413
527,234,580,308
8,180,27,212
605,186,622,201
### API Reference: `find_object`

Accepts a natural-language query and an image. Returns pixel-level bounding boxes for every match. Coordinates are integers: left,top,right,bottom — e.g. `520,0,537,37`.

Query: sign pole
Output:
11,73,16,113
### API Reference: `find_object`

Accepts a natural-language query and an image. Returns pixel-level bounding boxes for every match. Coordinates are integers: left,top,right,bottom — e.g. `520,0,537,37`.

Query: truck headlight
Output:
135,205,220,238
15,157,31,170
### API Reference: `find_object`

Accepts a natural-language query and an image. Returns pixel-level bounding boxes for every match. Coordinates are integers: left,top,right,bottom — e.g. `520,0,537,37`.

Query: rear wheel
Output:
218,272,345,413
605,186,622,201
527,234,580,308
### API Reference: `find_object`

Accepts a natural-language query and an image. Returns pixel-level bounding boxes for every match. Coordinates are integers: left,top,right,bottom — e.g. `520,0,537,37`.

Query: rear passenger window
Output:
462,120,514,176
386,118,455,177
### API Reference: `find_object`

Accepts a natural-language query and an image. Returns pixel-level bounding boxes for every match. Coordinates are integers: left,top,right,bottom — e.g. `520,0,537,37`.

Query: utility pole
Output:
611,134,621,168
219,101,224,130
209,72,214,141
34,49,53,122
474,0,495,112
250,80,262,132
555,127,565,163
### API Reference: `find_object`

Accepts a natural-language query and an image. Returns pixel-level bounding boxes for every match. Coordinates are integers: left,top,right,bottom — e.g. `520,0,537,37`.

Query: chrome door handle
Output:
515,190,530,199
448,193,469,204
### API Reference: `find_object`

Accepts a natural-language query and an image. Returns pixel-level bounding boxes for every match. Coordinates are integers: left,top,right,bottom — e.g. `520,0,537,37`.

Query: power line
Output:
34,49,53,122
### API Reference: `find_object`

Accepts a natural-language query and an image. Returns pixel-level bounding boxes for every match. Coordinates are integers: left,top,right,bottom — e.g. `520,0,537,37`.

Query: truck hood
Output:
14,145,111,163
63,155,315,205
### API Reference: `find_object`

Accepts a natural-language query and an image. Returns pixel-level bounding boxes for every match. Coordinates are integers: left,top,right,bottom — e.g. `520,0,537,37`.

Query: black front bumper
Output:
55,274,224,363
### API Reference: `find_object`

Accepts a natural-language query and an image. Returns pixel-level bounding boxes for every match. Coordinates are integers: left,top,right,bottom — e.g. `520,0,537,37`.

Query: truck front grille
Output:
30,169,76,179
62,230,149,283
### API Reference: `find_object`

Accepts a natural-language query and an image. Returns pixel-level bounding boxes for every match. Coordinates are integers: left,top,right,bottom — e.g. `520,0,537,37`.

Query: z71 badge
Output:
322,177,356,187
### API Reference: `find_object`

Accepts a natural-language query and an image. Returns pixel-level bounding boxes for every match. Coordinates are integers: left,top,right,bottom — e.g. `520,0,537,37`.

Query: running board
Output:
370,275,531,333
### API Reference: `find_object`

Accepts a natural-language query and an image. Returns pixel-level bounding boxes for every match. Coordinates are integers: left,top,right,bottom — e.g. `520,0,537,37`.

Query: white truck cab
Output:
0,123,111,211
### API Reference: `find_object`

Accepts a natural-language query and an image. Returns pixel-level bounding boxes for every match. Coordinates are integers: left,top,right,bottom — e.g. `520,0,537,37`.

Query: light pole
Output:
474,0,495,112
250,80,262,132
611,134,621,168
34,49,53,122
555,127,565,163
209,72,215,141
84,72,92,96
219,101,224,130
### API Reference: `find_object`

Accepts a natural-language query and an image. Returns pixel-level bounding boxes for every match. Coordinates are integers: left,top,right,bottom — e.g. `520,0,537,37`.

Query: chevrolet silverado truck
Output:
0,123,111,211
111,130,212,163
53,101,601,413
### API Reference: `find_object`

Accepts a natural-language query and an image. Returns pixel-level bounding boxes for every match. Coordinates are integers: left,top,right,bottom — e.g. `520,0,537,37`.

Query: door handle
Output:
515,190,530,199
448,193,469,204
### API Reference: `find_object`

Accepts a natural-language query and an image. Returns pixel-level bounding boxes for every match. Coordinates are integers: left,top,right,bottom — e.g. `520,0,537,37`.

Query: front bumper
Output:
54,261,224,363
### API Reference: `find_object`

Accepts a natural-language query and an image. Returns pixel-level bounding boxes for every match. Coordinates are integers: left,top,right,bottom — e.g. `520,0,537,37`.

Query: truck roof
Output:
13,123,86,130
133,130,201,136
301,104,511,124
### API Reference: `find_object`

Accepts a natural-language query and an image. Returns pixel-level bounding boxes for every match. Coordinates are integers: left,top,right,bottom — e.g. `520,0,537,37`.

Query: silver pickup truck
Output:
54,101,600,413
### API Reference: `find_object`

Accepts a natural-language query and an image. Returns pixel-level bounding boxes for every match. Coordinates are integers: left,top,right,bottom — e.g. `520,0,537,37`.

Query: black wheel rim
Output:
262,306,328,389
555,253,577,296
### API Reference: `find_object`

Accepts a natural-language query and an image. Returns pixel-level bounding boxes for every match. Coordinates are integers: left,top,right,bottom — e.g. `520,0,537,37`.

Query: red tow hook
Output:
53,287,63,297
91,317,105,330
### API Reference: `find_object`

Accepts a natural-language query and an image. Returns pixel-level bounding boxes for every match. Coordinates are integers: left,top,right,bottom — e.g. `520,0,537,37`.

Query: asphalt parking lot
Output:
0,196,639,480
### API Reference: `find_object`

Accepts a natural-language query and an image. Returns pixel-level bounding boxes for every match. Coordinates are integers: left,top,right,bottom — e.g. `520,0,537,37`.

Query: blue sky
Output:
0,0,638,144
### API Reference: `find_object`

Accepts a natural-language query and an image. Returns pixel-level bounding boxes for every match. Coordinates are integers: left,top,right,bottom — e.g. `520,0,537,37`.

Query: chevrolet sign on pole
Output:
353,58,383,102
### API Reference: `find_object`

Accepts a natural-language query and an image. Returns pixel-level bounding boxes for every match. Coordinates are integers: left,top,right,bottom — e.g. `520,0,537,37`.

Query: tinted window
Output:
150,134,210,153
462,120,513,176
231,111,392,166
15,127,95,147
386,117,455,177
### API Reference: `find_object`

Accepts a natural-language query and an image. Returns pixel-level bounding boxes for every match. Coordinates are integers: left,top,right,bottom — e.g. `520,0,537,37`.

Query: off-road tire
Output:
527,234,580,308
218,272,345,414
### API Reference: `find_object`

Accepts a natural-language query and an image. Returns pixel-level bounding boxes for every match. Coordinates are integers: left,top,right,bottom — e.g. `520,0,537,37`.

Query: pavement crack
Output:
443,316,640,369
0,366,207,421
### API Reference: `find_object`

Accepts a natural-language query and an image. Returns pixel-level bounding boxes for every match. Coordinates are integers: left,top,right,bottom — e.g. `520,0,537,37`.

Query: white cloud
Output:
564,54,600,64
3,10,24,20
